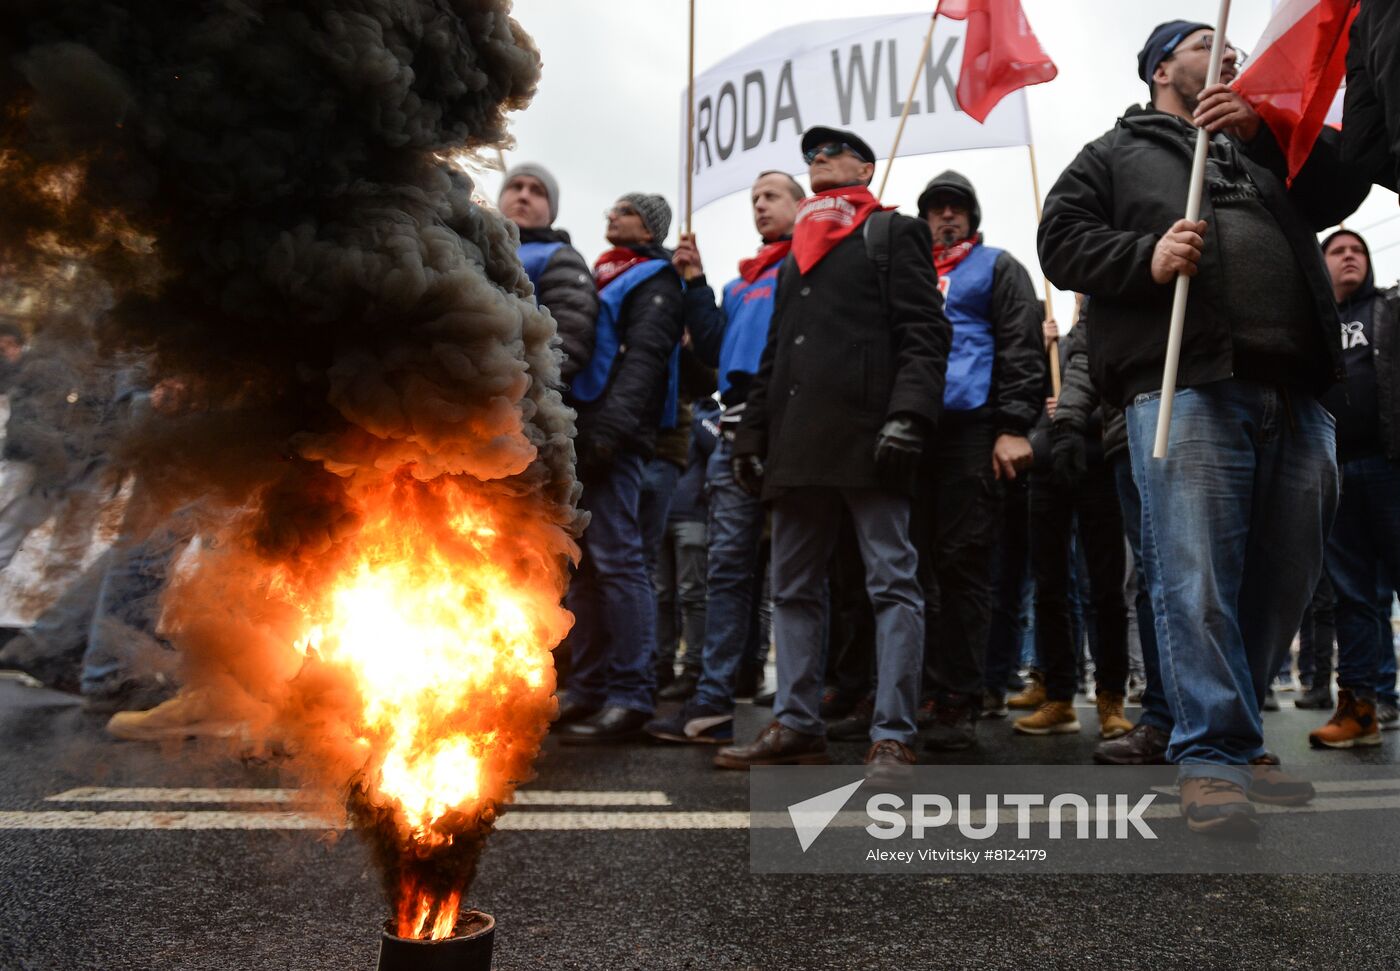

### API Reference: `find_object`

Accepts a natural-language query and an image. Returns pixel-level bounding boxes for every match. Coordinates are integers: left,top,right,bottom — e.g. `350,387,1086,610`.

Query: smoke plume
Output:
1,0,579,927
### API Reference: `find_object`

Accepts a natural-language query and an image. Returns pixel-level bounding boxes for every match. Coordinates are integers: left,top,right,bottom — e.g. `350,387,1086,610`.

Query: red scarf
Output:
791,186,892,274
737,239,792,283
933,234,981,278
593,246,649,291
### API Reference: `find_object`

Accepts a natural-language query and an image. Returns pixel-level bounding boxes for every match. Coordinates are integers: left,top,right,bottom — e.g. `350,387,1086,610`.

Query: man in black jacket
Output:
498,163,598,384
555,193,684,744
1309,230,1400,748
912,170,1046,750
1038,21,1364,836
714,125,950,773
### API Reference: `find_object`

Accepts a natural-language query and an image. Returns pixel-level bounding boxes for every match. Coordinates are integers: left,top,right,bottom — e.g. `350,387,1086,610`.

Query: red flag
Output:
1233,0,1358,183
936,0,1057,123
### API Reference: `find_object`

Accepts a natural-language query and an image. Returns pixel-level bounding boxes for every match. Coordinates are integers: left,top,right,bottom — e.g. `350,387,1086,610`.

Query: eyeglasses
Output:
803,143,862,164
606,205,639,219
1167,34,1249,67
926,198,970,215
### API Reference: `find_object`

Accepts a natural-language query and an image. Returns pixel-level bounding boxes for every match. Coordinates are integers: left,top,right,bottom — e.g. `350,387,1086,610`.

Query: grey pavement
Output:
2,676,1398,971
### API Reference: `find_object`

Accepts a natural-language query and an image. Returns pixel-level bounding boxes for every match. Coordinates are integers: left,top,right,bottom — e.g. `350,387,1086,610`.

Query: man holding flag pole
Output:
1037,17,1364,838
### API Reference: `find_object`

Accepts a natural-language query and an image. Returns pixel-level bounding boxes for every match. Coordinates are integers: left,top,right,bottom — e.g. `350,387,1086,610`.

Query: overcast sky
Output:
478,0,1400,326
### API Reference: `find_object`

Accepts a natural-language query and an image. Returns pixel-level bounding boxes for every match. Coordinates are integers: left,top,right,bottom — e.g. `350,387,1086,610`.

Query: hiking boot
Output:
105,690,243,742
713,721,829,770
1093,722,1170,765
827,693,875,741
1247,753,1315,806
981,691,1008,719
864,739,916,785
1096,693,1133,739
1007,672,1045,710
1013,700,1080,735
923,696,977,752
1179,777,1258,839
657,669,699,701
1308,689,1382,749
1293,682,1333,710
1377,701,1399,731
644,702,734,745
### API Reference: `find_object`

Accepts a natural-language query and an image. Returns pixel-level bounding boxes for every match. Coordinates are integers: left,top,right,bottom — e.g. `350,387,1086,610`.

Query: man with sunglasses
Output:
714,126,950,774
1037,21,1366,837
555,192,684,744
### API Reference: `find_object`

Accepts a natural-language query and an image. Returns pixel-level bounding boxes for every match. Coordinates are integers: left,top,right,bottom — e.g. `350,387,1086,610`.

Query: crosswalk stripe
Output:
45,787,671,807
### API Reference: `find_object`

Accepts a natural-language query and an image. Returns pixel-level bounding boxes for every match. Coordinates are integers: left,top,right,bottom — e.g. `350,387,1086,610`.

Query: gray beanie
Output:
620,192,671,243
500,162,559,223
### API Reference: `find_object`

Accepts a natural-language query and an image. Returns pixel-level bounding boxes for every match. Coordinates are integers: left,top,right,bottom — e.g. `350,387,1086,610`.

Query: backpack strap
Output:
863,210,896,321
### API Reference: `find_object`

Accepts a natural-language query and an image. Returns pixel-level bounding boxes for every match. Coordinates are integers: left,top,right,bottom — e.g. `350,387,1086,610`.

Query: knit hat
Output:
1137,20,1211,88
917,170,981,233
500,162,560,224
619,192,672,243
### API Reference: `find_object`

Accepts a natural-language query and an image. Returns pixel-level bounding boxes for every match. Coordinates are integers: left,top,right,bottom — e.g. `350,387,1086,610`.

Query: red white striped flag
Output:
1233,0,1359,183
935,0,1057,124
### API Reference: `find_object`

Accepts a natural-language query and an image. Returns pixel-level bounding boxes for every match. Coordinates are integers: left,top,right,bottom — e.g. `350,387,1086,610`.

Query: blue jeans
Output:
1127,380,1337,787
563,452,656,713
1324,455,1400,696
771,487,924,746
692,438,765,714
1112,452,1172,732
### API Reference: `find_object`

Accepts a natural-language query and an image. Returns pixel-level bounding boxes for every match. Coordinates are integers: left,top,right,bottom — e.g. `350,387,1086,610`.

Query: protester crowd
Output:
3,17,1400,840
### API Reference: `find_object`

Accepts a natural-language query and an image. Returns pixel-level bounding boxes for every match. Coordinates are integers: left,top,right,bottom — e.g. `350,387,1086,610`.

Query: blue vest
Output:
941,243,1000,412
572,259,681,428
518,240,564,295
718,262,781,397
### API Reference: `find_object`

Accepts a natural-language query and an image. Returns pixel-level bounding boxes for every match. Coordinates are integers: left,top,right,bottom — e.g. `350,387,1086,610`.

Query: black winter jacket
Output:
1357,284,1400,462
570,243,684,462
518,227,598,383
1053,307,1127,461
1038,107,1367,409
978,248,1047,437
734,214,951,498
1344,2,1400,194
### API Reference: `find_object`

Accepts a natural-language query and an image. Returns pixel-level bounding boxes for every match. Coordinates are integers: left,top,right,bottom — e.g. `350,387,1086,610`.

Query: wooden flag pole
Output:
1026,138,1060,396
876,12,938,201
684,0,697,233
1154,0,1233,459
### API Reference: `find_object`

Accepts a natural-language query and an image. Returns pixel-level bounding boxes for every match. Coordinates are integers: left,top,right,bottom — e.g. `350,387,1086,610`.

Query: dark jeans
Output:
655,519,707,679
1030,458,1128,702
1112,452,1171,731
985,477,1031,694
1325,455,1400,696
640,458,680,587
564,452,656,714
916,419,1000,701
1297,573,1335,689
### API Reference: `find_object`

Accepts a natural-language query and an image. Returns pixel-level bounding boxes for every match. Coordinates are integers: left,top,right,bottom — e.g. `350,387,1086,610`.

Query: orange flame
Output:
277,475,570,939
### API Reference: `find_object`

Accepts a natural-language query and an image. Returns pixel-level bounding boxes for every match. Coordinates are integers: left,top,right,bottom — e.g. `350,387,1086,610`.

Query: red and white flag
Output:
935,0,1058,123
1234,0,1358,183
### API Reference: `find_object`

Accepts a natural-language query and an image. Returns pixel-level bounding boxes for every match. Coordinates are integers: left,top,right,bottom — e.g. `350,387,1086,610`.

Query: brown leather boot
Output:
713,721,829,770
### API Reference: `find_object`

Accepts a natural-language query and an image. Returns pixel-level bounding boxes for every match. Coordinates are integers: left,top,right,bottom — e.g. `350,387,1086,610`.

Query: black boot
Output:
1294,681,1334,710
556,706,650,744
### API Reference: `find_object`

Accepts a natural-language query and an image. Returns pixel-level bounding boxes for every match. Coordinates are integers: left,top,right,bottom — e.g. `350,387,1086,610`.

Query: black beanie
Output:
1137,20,1211,88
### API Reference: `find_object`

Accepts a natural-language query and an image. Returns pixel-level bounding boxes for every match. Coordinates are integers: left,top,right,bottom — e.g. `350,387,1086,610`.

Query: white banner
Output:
680,13,1033,214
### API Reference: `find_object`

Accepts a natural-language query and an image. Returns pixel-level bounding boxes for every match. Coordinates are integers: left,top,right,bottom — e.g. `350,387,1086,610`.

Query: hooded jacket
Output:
1344,2,1400,194
1038,106,1367,409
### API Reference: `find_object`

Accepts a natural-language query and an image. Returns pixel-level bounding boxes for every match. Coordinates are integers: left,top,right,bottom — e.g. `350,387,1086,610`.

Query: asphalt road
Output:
2,675,1398,971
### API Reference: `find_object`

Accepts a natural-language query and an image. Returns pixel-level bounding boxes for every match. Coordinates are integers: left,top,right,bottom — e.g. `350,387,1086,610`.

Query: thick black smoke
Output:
0,0,579,926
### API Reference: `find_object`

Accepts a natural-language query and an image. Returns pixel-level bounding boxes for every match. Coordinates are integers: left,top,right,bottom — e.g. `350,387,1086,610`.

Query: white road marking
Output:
46,787,671,807
3,794,1400,831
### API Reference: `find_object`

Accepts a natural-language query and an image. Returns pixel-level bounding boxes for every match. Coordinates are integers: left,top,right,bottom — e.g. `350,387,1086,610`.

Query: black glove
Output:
873,416,925,485
1049,422,1087,492
732,453,764,497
